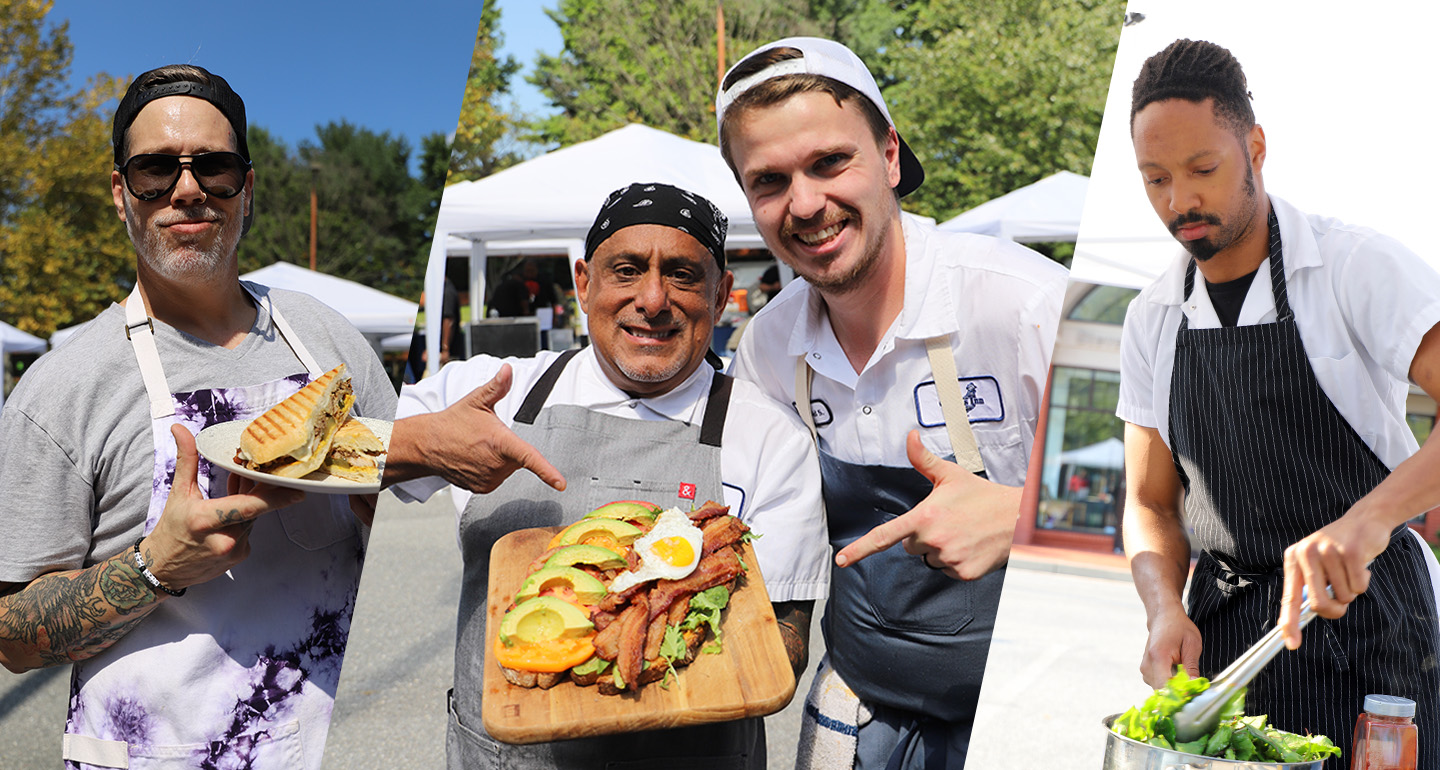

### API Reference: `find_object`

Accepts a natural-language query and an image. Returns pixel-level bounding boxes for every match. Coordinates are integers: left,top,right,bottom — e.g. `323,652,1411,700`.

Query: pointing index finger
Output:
835,511,921,567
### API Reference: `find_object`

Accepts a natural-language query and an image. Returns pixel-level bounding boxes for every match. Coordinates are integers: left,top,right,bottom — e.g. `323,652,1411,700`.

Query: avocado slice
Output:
585,500,663,525
556,517,644,549
498,596,594,646
515,566,609,604
543,544,628,571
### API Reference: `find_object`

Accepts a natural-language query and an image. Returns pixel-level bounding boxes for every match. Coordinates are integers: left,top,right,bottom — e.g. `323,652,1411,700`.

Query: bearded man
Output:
0,65,395,768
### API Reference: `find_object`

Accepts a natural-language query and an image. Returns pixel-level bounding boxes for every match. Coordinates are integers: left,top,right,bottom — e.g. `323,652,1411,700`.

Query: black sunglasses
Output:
116,152,251,201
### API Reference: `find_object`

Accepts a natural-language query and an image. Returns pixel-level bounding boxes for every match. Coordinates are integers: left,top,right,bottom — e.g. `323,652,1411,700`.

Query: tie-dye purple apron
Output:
61,285,365,770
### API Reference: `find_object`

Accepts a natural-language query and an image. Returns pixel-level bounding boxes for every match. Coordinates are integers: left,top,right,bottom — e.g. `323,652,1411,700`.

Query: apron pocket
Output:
586,477,701,515
447,695,501,770
278,495,360,551
854,533,974,636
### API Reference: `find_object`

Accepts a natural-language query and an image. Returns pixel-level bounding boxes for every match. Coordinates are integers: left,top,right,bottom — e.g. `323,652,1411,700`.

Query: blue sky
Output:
57,1,492,156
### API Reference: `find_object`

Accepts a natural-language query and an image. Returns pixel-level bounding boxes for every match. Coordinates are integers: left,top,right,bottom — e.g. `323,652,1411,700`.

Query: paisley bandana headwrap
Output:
584,182,728,267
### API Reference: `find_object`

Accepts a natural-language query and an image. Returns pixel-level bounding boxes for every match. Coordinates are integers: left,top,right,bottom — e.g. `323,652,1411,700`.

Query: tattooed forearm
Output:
0,551,160,673
772,600,814,679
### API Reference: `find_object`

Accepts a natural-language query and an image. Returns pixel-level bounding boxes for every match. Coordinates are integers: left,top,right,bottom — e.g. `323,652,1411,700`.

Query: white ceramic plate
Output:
195,417,391,494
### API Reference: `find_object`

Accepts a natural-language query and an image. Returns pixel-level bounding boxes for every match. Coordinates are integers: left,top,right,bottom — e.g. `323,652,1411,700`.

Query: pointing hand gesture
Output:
835,430,1020,580
384,364,566,495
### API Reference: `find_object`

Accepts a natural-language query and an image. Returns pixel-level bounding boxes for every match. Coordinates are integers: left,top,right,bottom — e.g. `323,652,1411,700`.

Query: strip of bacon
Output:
617,593,649,689
700,516,750,557
646,548,743,624
686,500,731,523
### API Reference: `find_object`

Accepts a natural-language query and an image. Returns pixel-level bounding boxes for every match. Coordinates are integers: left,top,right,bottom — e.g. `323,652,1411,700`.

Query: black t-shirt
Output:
1206,268,1259,328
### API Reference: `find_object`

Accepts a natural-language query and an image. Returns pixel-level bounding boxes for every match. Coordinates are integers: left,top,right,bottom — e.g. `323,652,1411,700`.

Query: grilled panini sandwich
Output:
235,364,354,478
318,417,385,483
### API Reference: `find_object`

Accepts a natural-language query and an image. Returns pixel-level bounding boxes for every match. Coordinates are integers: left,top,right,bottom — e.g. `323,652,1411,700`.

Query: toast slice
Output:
236,364,354,478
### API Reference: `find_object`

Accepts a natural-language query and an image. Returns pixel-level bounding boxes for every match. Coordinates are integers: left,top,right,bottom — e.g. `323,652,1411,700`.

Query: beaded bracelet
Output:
132,538,185,597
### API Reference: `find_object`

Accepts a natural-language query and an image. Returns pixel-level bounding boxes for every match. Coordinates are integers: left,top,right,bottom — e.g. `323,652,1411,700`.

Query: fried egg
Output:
608,508,703,593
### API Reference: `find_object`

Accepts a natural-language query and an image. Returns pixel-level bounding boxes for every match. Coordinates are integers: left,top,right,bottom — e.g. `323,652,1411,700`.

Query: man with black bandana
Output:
0,65,395,767
1118,39,1440,764
385,182,828,769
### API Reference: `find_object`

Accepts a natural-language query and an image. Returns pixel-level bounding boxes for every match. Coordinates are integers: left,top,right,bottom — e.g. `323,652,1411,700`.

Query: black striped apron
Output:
1167,207,1440,768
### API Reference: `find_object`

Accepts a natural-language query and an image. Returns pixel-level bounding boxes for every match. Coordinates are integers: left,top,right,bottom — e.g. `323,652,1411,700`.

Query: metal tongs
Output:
1171,588,1327,743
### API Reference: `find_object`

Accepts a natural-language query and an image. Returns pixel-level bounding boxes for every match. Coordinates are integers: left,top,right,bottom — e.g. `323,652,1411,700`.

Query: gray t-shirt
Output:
0,284,397,583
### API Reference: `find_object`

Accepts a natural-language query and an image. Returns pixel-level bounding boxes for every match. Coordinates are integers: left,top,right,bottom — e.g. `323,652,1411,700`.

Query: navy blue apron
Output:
1168,206,1440,768
801,341,1000,770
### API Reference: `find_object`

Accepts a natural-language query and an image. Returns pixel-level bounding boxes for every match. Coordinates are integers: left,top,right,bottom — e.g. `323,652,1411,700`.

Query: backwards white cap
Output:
716,36,924,197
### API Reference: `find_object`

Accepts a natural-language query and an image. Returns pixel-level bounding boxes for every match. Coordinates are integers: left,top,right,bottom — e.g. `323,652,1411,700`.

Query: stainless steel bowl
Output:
1101,715,1326,770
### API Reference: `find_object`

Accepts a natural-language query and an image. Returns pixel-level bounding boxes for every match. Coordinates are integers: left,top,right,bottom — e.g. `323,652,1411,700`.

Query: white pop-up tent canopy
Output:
1070,2,1440,290
47,263,418,352
2,321,48,410
423,123,769,375
239,262,418,337
938,171,1089,242
2,321,46,355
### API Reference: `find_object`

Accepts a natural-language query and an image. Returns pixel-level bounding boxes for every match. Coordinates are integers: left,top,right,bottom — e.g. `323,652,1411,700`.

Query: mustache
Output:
1167,211,1221,237
153,205,225,227
780,207,854,240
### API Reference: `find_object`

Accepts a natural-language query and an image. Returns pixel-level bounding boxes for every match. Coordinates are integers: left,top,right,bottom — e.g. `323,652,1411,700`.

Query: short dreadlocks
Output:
1130,39,1254,138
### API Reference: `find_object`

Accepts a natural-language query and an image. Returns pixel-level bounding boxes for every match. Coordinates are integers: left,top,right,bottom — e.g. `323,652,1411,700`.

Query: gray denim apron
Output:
795,337,997,770
445,349,763,770
1169,207,1440,768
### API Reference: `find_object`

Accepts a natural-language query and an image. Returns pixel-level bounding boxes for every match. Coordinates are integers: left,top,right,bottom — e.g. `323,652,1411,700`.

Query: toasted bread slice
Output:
317,417,384,482
236,364,353,477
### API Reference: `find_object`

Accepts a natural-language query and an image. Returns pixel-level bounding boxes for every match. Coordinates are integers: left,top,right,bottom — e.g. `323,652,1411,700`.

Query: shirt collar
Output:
576,345,712,424
1147,194,1321,307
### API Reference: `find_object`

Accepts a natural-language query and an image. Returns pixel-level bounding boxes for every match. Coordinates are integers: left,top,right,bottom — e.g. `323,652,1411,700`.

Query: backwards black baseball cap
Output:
112,65,252,233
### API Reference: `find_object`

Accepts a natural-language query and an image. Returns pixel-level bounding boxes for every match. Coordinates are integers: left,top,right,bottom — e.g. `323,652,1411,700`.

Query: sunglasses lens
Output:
191,154,246,198
126,155,182,200
123,153,248,200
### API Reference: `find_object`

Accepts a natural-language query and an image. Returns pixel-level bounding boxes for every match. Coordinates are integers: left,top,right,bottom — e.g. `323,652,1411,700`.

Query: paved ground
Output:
0,495,1155,769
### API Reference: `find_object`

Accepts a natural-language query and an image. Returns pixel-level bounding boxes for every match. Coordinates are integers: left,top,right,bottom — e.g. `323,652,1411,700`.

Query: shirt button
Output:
811,352,821,360
862,405,872,415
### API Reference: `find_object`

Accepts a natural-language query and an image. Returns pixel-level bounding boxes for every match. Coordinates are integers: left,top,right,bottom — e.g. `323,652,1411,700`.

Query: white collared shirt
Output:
1117,195,1440,471
394,346,829,602
730,216,1067,488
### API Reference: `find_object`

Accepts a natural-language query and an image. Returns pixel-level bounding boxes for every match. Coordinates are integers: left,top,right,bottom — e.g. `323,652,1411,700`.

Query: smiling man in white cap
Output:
716,37,1067,770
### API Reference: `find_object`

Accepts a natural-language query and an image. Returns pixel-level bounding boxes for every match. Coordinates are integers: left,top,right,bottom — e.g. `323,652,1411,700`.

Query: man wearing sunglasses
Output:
0,65,394,769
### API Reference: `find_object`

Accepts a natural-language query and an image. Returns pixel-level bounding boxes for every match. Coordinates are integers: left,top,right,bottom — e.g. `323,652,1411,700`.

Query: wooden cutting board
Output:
481,525,797,744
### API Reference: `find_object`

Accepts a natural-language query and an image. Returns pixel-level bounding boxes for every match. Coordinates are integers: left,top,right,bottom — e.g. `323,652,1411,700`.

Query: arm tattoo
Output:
772,600,814,680
0,551,160,671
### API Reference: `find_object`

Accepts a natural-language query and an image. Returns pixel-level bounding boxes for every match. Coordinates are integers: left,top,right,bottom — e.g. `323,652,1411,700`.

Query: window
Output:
1038,367,1126,538
1067,285,1139,325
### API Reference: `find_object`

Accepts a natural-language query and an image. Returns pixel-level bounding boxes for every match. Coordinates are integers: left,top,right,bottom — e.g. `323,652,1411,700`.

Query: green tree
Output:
448,3,523,183
237,121,432,302
881,0,1122,222
529,0,834,146
0,0,130,336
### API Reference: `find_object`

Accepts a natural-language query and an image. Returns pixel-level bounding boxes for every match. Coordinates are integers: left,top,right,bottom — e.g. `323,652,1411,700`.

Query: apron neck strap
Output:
514,349,581,425
243,283,325,378
125,285,177,420
923,334,985,474
514,348,732,448
1180,203,1290,329
792,335,985,474
698,372,732,448
124,281,325,419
